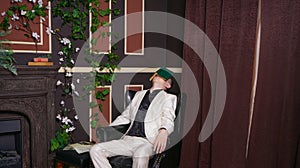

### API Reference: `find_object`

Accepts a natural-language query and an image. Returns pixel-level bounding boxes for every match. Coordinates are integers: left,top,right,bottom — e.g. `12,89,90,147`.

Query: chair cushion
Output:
109,155,132,168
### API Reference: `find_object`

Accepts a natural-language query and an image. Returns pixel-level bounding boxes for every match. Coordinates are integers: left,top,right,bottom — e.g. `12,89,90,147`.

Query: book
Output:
33,58,49,62
28,62,53,66
63,142,93,154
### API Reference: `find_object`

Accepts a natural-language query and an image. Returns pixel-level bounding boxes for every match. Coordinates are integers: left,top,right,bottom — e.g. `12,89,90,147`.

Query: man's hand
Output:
153,129,168,154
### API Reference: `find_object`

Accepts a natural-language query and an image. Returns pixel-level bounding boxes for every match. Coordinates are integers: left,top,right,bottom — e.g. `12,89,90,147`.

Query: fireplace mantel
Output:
0,65,59,168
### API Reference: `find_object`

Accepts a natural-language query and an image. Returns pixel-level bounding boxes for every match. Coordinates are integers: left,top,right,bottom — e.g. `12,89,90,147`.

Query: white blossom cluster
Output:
56,72,81,133
44,28,81,66
56,114,78,133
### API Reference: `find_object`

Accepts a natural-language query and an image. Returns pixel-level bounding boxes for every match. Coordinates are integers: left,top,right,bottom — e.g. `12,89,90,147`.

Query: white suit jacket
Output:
109,90,177,143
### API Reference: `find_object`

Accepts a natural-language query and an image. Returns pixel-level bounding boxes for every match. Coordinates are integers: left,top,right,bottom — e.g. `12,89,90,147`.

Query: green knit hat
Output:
149,67,174,81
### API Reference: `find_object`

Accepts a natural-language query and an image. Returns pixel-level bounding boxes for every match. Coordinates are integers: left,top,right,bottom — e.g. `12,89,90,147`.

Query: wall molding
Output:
58,67,182,73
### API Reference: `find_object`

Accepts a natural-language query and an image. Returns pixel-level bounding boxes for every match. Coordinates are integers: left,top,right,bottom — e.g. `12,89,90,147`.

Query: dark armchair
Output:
96,90,185,168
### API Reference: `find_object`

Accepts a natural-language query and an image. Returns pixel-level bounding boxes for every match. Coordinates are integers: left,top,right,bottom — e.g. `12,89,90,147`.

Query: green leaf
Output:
113,9,120,15
101,21,108,26
90,120,97,129
20,5,27,11
98,104,103,112
111,45,117,51
99,9,110,17
95,90,105,100
89,101,97,108
91,38,98,45
63,88,71,94
7,10,13,17
102,89,110,96
50,139,59,152
72,10,80,18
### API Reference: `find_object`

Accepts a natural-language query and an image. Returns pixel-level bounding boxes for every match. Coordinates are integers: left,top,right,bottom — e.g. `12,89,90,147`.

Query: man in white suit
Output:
90,67,177,168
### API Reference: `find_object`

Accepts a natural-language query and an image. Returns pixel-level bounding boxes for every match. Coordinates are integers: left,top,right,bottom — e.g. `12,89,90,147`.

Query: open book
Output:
63,142,93,154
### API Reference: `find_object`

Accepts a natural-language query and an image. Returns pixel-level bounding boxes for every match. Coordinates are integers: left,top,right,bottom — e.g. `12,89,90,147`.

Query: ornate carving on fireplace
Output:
0,65,59,168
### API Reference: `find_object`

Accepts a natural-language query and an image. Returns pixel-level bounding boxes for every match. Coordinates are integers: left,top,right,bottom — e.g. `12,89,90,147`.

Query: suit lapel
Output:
131,90,148,119
146,91,166,119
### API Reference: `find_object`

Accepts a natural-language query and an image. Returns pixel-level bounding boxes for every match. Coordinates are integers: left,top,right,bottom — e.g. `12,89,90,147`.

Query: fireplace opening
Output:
0,119,22,168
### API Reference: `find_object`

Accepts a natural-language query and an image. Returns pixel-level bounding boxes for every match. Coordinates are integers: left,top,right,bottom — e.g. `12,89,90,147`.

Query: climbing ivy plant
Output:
49,0,120,152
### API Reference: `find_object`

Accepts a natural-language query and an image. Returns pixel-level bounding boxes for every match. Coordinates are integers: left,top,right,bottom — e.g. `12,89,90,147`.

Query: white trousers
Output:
90,136,154,168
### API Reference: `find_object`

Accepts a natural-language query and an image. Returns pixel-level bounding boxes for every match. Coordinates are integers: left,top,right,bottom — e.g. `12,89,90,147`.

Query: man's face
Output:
153,75,166,82
152,75,172,89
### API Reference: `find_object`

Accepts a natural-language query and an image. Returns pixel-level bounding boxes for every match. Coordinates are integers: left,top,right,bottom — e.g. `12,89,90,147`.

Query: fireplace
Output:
0,66,59,168
0,118,22,168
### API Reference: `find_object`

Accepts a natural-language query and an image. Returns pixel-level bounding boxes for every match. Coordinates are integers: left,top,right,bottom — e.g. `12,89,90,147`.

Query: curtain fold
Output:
246,1,300,167
180,0,258,167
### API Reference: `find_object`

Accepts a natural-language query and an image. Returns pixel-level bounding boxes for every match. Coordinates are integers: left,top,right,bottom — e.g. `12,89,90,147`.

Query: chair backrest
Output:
124,90,137,107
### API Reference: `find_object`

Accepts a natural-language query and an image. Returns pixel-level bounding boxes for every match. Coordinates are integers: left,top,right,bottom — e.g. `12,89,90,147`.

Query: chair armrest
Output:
96,124,130,142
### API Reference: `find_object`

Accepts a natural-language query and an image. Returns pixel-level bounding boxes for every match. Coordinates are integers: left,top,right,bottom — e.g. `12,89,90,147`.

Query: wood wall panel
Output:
0,0,51,53
125,0,144,55
90,86,111,142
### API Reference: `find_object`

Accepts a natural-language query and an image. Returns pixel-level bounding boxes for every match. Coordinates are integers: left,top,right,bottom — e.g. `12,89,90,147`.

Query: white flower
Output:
31,10,35,13
8,24,12,30
70,59,75,64
1,12,6,16
46,5,50,10
69,126,76,131
12,14,19,21
66,126,76,133
21,10,26,15
38,0,43,7
12,0,22,3
40,16,45,22
46,27,54,35
58,51,63,56
60,38,71,45
56,80,63,86
76,79,80,84
59,57,64,62
65,72,72,77
56,114,62,120
73,91,80,97
60,100,65,106
29,0,37,3
68,43,71,48
75,48,80,52
74,115,78,120
32,32,40,40
62,117,73,125
62,117,68,124
71,83,75,90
